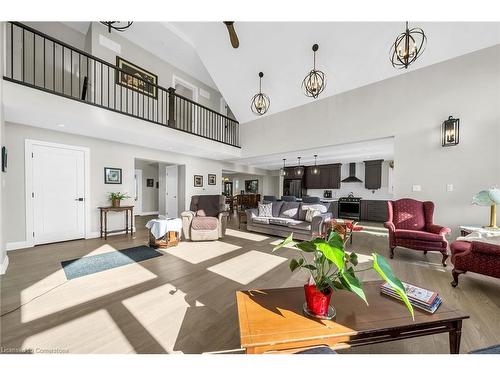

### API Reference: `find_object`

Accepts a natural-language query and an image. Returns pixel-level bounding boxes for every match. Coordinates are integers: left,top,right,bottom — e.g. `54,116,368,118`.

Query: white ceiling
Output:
63,22,219,90
170,22,500,123
230,137,395,170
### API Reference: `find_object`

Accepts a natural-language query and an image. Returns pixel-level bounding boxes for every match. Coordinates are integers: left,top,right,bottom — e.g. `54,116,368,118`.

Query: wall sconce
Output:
442,116,460,147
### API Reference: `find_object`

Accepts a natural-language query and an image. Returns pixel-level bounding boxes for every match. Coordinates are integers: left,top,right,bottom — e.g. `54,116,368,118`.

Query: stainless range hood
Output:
341,163,363,183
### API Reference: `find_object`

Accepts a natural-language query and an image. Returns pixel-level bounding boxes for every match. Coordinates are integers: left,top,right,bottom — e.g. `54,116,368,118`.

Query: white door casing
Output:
166,165,178,218
26,140,90,246
134,169,143,215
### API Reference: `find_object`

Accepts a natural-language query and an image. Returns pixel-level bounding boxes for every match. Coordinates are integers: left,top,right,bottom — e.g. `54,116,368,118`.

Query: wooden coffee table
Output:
236,281,469,354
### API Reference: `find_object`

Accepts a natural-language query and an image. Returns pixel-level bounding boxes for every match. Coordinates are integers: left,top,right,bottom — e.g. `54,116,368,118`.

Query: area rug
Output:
469,345,500,354
61,246,163,280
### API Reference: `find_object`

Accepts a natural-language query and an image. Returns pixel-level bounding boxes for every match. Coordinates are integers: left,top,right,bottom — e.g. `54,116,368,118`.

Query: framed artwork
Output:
116,57,158,99
146,178,154,187
194,175,203,187
104,167,122,184
245,179,259,193
208,174,216,185
156,181,159,189
1,146,7,172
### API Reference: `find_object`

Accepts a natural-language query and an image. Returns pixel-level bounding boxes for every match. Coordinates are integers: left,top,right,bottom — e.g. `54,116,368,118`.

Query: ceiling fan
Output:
223,21,239,48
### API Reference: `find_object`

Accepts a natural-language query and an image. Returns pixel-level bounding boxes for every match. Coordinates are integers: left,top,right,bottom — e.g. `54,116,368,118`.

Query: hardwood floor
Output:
1,215,499,354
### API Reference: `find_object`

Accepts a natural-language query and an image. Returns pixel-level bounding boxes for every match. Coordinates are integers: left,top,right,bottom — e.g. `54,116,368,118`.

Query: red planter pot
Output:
304,284,332,316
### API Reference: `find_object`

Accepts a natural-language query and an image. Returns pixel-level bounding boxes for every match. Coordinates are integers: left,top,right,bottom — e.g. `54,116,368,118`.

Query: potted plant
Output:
108,192,130,207
273,224,414,320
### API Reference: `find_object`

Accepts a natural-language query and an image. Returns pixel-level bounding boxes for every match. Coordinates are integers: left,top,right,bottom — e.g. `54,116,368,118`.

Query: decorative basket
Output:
149,231,179,248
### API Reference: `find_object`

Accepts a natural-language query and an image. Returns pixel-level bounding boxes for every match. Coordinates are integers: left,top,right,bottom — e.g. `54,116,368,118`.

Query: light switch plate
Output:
412,185,422,192
447,184,454,192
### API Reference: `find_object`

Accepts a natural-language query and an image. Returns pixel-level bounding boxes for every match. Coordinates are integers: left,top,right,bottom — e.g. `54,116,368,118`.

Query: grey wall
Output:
134,159,159,214
240,45,500,237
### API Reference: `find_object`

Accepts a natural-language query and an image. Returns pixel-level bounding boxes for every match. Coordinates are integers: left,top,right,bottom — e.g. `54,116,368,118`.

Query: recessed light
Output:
57,124,65,127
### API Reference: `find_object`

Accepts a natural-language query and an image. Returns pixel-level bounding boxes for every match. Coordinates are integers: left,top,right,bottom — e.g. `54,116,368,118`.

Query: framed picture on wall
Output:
146,178,154,187
194,175,203,187
1,146,7,172
116,57,158,99
245,179,259,193
208,174,216,185
104,167,122,184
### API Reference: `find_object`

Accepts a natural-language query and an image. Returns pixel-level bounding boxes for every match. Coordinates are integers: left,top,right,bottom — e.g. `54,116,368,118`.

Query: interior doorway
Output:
173,76,198,133
134,159,160,216
134,169,143,215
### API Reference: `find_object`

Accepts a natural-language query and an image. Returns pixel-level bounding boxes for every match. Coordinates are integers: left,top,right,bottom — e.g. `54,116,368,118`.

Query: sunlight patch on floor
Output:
269,239,297,249
168,241,241,264
21,263,157,323
22,309,134,353
82,244,118,257
225,228,269,242
360,225,387,232
207,250,287,285
359,230,388,237
123,283,199,353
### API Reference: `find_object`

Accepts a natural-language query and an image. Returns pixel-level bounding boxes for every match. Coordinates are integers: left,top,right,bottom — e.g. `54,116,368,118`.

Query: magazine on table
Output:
380,281,442,313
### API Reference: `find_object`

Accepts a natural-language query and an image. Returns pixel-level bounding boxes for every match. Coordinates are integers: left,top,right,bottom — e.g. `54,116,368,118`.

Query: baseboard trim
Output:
6,241,31,251
1,255,9,274
87,227,137,239
138,211,159,216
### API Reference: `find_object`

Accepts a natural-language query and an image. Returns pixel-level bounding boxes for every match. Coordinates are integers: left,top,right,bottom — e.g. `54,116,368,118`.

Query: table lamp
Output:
472,188,500,229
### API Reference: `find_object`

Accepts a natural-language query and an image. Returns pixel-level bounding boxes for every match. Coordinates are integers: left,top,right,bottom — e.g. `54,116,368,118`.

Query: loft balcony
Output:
2,22,240,149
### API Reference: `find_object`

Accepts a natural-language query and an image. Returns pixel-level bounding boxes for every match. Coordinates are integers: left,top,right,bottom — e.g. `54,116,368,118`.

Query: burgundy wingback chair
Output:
384,199,451,266
450,240,500,287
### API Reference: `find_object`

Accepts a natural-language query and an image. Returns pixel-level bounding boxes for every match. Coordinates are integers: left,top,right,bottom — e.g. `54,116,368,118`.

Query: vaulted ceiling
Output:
170,22,500,124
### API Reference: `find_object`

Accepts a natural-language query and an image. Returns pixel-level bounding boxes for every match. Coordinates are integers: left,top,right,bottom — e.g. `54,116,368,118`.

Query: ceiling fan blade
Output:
223,21,239,49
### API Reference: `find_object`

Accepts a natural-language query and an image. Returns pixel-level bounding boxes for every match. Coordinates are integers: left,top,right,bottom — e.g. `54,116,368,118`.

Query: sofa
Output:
384,198,451,266
181,195,229,241
246,200,332,241
450,240,500,287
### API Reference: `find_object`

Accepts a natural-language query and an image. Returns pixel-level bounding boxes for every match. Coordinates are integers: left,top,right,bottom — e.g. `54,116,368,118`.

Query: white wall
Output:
134,159,159,214
3,122,272,247
240,46,500,236
306,161,394,200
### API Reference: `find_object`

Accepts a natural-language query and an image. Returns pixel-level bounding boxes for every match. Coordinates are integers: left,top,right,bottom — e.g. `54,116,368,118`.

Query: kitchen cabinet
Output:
360,200,388,222
305,163,341,189
364,160,383,190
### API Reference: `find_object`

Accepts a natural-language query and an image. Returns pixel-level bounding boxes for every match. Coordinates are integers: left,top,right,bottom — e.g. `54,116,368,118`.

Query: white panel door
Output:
134,169,143,215
33,144,85,244
166,165,178,218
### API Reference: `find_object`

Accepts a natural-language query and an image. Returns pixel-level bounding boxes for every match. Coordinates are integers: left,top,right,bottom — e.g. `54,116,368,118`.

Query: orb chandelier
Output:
294,157,304,177
280,158,288,177
250,72,270,116
390,22,427,69
100,22,134,34
302,44,326,99
311,155,320,175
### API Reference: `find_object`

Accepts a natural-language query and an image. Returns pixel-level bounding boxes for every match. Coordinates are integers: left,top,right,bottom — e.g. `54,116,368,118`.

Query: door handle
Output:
75,198,84,201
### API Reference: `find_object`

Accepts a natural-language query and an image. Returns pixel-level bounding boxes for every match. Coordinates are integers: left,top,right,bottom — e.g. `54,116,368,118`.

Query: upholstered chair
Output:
384,199,451,266
281,196,297,202
181,195,229,241
263,195,277,202
450,240,500,287
302,196,321,203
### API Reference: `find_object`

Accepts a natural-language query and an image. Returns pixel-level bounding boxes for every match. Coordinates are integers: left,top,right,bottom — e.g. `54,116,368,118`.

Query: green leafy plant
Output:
272,229,414,319
108,192,130,201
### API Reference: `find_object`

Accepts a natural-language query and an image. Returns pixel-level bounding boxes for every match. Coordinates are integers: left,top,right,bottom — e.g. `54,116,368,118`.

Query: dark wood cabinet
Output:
364,160,384,190
305,163,341,189
329,201,339,218
360,200,388,222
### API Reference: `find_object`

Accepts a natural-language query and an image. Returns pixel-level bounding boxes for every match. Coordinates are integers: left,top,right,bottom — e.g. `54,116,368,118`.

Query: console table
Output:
236,281,469,354
460,225,499,237
99,206,134,240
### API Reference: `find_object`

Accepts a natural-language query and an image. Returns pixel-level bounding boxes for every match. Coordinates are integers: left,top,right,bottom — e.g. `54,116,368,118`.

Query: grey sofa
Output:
181,195,229,241
246,201,332,241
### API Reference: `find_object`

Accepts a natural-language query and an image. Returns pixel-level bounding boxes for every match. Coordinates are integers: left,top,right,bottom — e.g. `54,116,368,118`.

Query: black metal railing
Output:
3,22,240,147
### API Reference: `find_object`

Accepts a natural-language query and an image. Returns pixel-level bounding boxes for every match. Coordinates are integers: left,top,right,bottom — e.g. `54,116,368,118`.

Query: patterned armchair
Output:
384,199,451,266
181,195,228,241
450,240,500,287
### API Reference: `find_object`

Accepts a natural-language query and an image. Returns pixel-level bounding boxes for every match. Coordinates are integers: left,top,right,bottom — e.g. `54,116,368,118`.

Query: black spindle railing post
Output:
167,87,176,127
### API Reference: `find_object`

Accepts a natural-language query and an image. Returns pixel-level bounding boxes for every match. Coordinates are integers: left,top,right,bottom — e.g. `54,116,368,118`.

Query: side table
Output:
99,206,134,240
238,210,247,230
460,225,499,237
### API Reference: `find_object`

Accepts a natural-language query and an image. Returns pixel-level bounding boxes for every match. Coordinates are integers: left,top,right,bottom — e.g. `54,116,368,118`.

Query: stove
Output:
338,194,361,220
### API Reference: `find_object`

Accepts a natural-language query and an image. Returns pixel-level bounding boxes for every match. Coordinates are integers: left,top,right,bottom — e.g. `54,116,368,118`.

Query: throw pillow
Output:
258,202,273,217
196,209,206,217
305,208,321,223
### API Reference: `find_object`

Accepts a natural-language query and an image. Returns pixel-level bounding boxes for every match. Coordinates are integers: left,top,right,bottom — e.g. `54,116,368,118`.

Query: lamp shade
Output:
472,188,500,206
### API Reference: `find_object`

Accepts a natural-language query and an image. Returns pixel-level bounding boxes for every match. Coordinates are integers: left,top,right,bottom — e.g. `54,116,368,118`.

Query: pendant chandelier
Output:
251,72,270,116
280,158,288,177
311,155,320,175
390,21,427,69
294,157,304,177
302,44,326,99
100,22,134,34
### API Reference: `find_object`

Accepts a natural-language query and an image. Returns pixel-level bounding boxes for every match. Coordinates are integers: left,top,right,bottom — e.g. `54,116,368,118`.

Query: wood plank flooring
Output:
1,216,499,353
